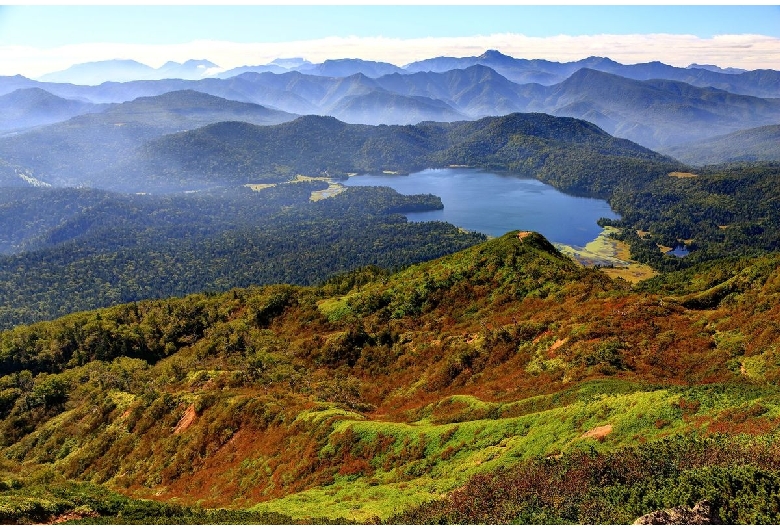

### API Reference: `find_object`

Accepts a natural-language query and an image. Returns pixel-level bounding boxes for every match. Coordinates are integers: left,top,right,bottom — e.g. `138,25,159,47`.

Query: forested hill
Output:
0,90,297,191
132,112,677,196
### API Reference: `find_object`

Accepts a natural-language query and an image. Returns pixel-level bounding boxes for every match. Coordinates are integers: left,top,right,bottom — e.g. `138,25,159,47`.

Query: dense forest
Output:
0,184,484,328
605,162,780,270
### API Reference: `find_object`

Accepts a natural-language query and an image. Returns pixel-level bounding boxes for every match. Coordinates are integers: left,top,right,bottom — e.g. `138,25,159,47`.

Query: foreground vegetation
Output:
391,434,780,524
0,232,779,522
0,472,345,524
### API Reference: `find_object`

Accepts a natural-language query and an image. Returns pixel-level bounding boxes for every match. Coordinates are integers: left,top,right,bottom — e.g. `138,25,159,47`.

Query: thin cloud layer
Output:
3,33,779,78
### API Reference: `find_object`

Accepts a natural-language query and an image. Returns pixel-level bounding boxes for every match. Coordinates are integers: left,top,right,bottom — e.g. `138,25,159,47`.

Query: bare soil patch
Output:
173,403,197,434
548,338,567,354
581,424,613,441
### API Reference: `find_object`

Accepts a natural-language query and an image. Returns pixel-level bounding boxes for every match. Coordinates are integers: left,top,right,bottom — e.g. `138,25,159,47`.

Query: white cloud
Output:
2,33,779,78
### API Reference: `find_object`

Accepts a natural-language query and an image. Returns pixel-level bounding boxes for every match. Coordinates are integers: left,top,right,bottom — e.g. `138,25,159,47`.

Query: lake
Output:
344,168,619,247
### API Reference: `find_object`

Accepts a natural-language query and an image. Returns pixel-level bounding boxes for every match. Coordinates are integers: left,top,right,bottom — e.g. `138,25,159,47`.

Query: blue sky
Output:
2,6,779,46
1,5,779,77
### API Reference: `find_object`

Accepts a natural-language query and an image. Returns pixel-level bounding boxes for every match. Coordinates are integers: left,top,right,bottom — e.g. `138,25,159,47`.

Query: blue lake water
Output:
344,168,619,247
667,246,690,258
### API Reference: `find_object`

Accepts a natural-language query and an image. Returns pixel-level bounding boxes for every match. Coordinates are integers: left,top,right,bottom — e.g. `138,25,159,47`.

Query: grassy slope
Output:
1,232,780,522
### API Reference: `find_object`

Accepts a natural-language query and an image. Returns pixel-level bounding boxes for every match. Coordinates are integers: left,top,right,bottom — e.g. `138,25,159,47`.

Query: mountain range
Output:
40,50,780,99
2,50,779,153
38,59,219,85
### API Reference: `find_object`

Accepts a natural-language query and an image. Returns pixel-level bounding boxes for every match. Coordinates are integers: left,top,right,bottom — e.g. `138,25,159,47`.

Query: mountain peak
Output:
480,49,509,58
478,49,514,62
181,59,218,68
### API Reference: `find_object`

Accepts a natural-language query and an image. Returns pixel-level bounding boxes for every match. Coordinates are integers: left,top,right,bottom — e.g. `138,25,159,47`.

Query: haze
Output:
1,5,780,77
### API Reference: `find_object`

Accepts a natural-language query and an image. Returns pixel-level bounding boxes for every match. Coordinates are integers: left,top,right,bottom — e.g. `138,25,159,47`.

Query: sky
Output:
0,5,779,78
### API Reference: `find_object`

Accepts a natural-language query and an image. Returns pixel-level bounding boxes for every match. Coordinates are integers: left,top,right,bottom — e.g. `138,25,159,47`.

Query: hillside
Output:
663,124,780,166
0,88,104,133
2,232,780,523
132,113,674,193
97,89,296,127
0,184,485,328
0,90,297,190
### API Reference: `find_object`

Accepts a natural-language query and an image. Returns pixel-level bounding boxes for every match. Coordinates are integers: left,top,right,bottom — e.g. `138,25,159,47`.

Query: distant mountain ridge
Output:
0,87,106,133
523,68,780,148
662,123,780,165
0,90,298,191
31,51,780,99
38,59,218,85
3,50,778,150
404,50,780,98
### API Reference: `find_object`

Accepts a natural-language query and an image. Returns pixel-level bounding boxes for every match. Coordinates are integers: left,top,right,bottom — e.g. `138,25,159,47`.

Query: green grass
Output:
251,381,780,521
317,297,353,322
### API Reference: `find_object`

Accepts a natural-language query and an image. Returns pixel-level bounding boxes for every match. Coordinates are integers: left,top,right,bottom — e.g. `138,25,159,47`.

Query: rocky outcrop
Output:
633,500,722,525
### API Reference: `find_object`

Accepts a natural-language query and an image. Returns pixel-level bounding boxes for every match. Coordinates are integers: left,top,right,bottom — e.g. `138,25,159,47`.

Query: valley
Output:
0,44,779,524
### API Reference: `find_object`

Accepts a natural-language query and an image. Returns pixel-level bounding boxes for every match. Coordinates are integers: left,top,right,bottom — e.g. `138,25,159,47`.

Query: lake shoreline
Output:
344,168,619,248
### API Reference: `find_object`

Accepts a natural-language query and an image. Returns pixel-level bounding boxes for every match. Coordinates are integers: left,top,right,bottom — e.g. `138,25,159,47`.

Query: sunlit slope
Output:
1,232,780,521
